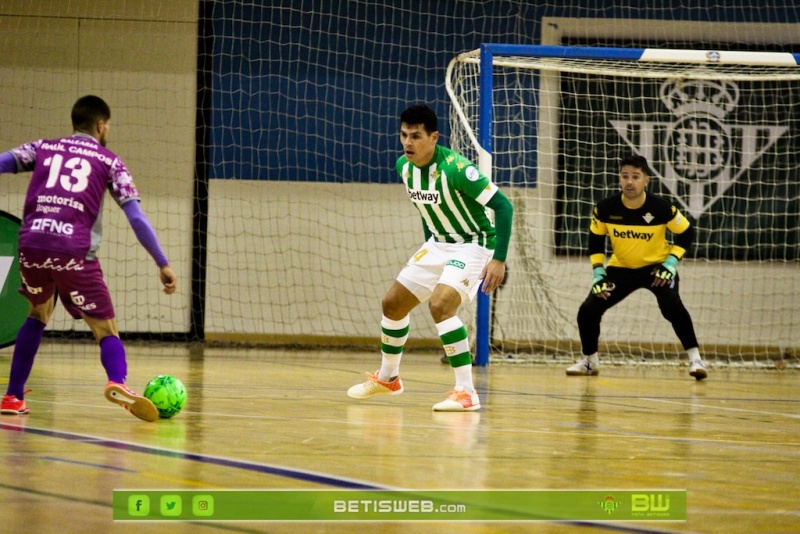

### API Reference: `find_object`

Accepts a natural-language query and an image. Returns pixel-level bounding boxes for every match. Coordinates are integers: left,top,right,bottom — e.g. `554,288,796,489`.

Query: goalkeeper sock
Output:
436,316,474,393
378,315,409,381
686,347,701,363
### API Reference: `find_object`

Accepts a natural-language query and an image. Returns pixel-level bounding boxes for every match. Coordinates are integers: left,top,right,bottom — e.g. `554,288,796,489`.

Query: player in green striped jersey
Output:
348,104,513,411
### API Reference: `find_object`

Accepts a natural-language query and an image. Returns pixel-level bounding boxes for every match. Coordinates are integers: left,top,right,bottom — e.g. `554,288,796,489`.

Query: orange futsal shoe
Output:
347,371,404,399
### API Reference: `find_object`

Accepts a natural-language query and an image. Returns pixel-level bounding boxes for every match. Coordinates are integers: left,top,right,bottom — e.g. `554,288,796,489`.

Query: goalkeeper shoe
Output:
566,359,599,376
1,392,30,415
432,387,481,412
104,382,159,422
689,360,708,381
347,371,404,399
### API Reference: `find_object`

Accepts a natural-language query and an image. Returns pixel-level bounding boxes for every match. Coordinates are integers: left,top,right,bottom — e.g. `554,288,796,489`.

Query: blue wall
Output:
206,1,800,185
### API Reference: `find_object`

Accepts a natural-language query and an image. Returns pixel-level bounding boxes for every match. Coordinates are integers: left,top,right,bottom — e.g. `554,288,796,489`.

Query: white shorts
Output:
396,238,493,303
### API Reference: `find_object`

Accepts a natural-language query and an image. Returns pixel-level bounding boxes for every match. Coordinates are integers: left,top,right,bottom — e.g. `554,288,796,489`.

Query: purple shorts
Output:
18,248,116,320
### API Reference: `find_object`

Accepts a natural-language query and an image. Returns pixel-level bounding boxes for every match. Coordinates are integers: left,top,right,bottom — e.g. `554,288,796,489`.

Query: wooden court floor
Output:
0,342,798,534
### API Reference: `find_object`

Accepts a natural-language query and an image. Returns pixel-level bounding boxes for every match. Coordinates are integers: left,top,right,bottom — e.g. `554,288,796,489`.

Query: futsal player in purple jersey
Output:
0,95,177,422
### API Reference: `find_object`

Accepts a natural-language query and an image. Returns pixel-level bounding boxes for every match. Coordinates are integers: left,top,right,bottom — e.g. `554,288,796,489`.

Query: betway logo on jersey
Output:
408,189,440,204
612,228,653,241
31,217,74,235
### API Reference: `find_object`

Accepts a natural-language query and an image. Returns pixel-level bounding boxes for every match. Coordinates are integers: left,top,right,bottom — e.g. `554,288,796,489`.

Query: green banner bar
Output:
0,211,27,349
113,490,686,521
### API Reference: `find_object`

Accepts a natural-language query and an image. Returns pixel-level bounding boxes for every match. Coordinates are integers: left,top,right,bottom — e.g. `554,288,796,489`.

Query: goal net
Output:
447,45,800,367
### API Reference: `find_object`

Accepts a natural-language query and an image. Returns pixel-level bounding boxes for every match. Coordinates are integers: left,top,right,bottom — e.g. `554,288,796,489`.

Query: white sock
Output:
586,352,599,366
435,317,474,393
687,347,701,363
453,364,475,394
378,315,409,381
379,354,401,382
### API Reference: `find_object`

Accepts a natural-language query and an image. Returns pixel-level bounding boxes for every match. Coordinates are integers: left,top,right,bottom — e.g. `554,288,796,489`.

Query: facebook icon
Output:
128,495,150,516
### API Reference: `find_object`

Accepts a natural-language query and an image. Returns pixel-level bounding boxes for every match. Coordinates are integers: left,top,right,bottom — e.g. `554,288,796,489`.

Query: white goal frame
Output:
446,44,800,366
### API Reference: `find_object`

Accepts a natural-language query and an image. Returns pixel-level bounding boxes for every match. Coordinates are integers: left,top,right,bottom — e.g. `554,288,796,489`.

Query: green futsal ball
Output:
144,375,187,418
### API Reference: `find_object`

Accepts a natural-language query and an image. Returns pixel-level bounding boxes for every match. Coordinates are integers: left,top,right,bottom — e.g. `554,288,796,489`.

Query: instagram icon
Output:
192,495,214,517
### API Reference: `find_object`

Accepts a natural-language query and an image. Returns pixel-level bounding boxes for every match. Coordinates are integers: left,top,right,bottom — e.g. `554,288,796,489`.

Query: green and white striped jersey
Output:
397,145,499,249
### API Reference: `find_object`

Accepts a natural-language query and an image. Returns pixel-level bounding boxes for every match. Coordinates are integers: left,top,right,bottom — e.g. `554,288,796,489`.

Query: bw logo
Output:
611,78,788,218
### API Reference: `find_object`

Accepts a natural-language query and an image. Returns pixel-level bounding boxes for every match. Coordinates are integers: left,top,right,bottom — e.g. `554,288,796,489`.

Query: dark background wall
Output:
205,1,800,184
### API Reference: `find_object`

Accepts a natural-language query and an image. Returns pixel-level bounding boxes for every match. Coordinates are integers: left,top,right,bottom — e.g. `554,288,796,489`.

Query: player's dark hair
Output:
71,95,111,133
400,104,438,134
620,154,652,175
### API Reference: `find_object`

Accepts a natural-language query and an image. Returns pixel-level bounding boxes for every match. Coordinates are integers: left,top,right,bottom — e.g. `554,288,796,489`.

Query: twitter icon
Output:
160,495,182,516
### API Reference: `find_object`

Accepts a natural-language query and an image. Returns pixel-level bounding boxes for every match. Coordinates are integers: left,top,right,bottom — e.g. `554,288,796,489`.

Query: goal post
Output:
448,44,800,367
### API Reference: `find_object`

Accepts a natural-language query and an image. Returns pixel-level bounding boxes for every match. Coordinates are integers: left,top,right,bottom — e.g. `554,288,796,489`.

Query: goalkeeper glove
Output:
591,266,614,299
652,255,679,287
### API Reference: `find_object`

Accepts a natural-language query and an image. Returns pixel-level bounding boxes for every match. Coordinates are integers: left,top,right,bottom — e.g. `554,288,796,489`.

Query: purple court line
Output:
0,421,689,534
0,421,381,489
41,455,138,473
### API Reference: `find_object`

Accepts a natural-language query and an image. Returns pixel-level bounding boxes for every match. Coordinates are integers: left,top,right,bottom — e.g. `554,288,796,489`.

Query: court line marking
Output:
40,455,137,473
0,421,382,490
642,397,800,419
0,421,690,534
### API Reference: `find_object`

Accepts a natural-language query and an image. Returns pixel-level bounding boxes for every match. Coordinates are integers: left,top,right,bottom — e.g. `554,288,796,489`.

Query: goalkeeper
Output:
567,155,707,380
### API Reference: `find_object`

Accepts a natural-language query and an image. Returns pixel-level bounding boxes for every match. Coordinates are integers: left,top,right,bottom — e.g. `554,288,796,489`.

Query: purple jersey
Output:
10,133,139,260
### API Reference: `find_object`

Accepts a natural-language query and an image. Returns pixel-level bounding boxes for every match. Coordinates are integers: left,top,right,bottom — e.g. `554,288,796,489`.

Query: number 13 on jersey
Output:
43,154,91,193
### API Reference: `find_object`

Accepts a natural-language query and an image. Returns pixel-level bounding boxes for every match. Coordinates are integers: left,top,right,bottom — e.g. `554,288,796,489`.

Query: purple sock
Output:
99,336,128,384
7,318,46,399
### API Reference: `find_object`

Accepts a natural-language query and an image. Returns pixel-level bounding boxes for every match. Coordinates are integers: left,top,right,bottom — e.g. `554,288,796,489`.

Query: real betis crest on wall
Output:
556,71,799,261
611,78,789,219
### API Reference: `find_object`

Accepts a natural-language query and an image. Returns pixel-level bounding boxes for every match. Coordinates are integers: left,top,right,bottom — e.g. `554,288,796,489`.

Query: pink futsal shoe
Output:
104,382,159,422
